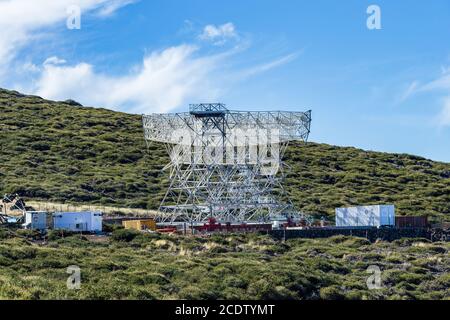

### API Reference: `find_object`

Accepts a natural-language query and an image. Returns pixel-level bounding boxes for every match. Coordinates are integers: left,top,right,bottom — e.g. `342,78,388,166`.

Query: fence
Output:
27,201,161,218
270,227,449,242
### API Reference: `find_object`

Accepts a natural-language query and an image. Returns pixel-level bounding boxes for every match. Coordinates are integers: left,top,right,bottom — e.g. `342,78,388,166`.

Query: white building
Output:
23,211,47,230
53,211,103,232
335,205,395,227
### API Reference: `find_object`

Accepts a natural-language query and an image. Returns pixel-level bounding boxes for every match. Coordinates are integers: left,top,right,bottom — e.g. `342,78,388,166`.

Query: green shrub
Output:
319,286,346,300
47,230,75,241
102,223,123,233
111,229,140,242
0,212,448,300
0,228,12,239
16,229,42,240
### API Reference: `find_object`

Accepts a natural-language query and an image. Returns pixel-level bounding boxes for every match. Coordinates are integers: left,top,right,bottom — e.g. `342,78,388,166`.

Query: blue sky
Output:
1,0,450,162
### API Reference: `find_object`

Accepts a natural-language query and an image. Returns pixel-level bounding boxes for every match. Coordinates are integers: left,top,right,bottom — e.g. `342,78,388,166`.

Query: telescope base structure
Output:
143,103,312,224
157,147,294,223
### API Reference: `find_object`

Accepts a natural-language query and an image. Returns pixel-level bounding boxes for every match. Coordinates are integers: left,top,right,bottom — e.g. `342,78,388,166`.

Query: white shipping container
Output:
335,205,395,227
23,211,47,230
53,211,103,232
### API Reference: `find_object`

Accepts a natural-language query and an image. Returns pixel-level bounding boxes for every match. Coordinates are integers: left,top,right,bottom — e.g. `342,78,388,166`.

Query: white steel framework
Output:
143,103,311,223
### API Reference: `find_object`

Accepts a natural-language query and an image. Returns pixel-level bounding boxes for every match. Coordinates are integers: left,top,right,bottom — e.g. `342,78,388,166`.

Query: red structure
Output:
194,218,272,233
157,227,178,233
395,216,429,228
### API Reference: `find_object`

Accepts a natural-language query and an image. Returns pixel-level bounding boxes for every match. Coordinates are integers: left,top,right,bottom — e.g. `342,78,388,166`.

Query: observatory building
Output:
143,103,311,224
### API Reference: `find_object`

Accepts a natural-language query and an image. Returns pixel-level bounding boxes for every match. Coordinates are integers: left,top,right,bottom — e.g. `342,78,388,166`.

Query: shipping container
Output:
395,216,428,228
335,205,395,227
23,211,47,230
53,211,102,232
122,219,156,231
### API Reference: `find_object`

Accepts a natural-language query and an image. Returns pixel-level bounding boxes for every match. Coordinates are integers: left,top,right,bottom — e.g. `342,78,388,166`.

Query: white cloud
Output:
398,81,419,102
44,56,67,66
30,44,299,114
96,0,136,17
420,73,450,92
33,45,224,113
438,96,450,126
239,52,301,78
20,62,41,74
0,0,133,76
440,65,450,74
199,23,238,45
402,68,450,127
0,3,298,114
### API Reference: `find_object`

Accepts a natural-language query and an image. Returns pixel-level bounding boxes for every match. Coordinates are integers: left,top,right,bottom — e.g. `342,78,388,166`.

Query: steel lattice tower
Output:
143,103,311,223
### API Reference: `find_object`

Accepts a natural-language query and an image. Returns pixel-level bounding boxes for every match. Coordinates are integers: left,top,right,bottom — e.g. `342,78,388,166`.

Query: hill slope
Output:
0,230,448,300
1,88,449,221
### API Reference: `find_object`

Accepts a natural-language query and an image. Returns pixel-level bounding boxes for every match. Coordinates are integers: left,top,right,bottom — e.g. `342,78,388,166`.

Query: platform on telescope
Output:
190,110,227,118
189,103,228,117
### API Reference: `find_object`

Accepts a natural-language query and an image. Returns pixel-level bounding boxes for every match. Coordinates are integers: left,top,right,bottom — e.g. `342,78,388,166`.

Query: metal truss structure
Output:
143,103,311,223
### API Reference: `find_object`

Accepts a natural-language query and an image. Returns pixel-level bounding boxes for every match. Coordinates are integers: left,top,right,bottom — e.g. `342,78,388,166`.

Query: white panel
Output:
335,205,395,227
53,211,102,232
25,212,47,230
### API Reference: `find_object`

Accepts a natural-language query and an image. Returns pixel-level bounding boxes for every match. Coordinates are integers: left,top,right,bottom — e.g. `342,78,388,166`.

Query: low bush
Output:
111,229,140,242
47,230,76,241
0,226,448,300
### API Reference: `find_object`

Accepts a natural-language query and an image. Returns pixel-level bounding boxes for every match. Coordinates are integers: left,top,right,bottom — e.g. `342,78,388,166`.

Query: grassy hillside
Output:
0,228,448,300
1,88,449,221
